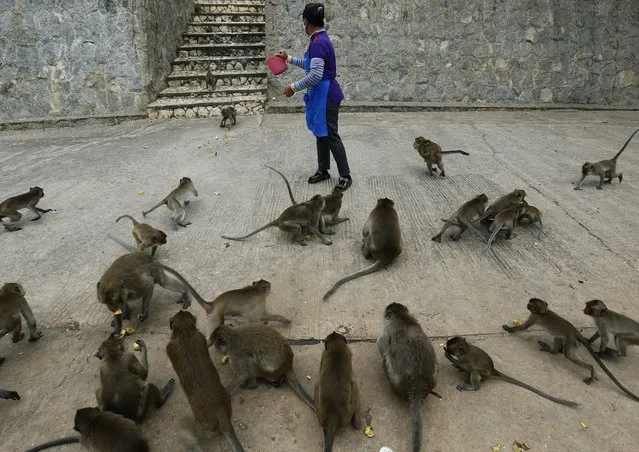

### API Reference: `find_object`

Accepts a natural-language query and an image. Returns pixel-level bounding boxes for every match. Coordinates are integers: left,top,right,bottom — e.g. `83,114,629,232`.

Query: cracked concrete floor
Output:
1,110,639,451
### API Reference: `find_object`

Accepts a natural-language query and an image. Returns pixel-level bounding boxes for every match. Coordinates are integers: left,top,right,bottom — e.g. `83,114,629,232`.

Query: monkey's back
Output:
316,345,357,426
101,253,154,281
99,357,144,419
234,324,293,380
369,206,402,260
80,410,149,452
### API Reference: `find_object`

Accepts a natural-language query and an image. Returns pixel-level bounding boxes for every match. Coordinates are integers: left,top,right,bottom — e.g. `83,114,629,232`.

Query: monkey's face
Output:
155,231,168,245
98,282,124,312
29,186,44,197
413,137,427,151
583,300,607,317
180,177,192,185
513,189,526,202
95,335,124,359
527,298,548,314
253,280,271,293
1,282,25,297
211,327,231,354
476,194,489,204
582,163,594,174
445,337,468,356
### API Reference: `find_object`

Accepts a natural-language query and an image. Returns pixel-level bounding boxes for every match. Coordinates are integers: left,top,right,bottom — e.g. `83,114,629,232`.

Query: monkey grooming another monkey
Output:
378,303,438,452
315,332,362,452
210,323,314,410
0,186,52,231
503,298,639,401
205,64,217,91
323,198,401,300
478,189,526,224
95,335,175,423
574,128,639,190
413,137,469,177
166,311,246,452
142,177,198,228
584,299,639,357
486,202,525,252
0,283,42,344
221,194,333,246
220,106,237,130
116,215,167,256
431,194,489,242
0,389,20,400
517,200,543,240
444,336,579,406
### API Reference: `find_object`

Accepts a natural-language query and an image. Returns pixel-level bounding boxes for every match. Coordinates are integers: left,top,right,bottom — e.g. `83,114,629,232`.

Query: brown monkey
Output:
142,177,198,228
574,128,639,190
166,311,246,452
0,389,20,400
315,332,362,452
220,106,237,130
377,303,438,452
444,336,579,406
517,200,543,240
116,214,167,256
486,202,525,251
323,198,401,300
205,64,217,91
413,136,469,177
25,407,149,452
210,323,314,409
0,283,42,344
479,189,526,224
431,194,488,242
95,335,175,422
0,186,52,231
503,298,639,401
584,299,639,357
221,194,332,246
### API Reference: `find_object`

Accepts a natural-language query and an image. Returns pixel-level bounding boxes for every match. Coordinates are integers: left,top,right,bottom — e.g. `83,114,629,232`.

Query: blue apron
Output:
303,53,330,137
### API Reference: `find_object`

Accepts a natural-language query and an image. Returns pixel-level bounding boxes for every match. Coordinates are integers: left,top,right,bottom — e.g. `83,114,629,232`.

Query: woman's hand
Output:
277,50,288,60
283,84,295,97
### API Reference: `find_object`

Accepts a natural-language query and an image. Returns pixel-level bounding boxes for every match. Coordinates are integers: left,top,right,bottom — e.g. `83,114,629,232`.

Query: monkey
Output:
478,189,526,224
116,215,167,256
431,193,489,243
0,186,52,231
210,322,315,410
574,128,639,190
412,137,469,177
142,177,198,228
323,198,401,300
315,332,362,452
503,298,639,401
444,336,579,406
486,202,525,252
221,194,333,246
25,407,149,452
0,389,19,400
583,299,639,357
95,335,175,423
166,311,246,452
0,283,42,344
220,106,237,130
205,64,217,91
377,303,438,452
516,200,543,240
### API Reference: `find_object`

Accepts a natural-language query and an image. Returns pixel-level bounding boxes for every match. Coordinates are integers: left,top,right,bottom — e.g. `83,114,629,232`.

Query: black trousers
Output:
316,102,351,177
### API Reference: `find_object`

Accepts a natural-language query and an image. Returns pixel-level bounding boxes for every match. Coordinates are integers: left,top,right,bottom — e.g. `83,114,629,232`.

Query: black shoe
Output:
336,176,352,191
308,170,330,184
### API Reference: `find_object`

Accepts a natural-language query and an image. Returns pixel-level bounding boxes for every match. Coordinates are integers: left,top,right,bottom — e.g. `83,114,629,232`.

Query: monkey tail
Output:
142,199,167,217
25,436,81,452
221,222,276,241
115,214,139,225
612,128,639,161
441,150,470,155
410,392,423,452
286,369,315,410
323,416,339,452
322,259,389,301
144,263,214,314
493,370,579,407
107,233,138,253
265,165,298,205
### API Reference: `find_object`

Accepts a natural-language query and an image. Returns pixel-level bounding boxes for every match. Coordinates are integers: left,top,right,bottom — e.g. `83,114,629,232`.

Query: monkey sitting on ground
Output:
95,335,175,423
142,177,198,228
431,193,488,242
478,189,526,224
25,407,149,452
315,332,362,452
486,202,525,252
0,389,20,400
0,186,52,232
378,303,438,452
574,128,639,190
0,282,42,344
205,64,218,91
503,298,639,402
444,336,578,406
584,299,639,357
220,106,237,130
210,323,314,410
323,198,401,300
166,311,246,452
116,214,167,256
222,194,333,246
516,200,543,240
413,137,469,177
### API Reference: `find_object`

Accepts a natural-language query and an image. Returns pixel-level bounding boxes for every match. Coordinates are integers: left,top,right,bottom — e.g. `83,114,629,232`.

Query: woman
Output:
278,3,352,191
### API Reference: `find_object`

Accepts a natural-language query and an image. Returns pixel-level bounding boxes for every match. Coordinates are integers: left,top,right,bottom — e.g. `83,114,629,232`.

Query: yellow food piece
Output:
137,191,144,196
132,343,141,351
491,444,501,452
513,319,522,327
221,355,230,364
364,425,374,438
114,309,123,315
580,422,588,429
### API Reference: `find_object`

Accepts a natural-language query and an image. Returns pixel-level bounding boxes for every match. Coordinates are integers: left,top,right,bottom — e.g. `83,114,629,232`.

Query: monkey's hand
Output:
137,314,146,322
599,347,620,358
28,331,43,342
502,324,516,333
133,340,146,352
573,186,581,191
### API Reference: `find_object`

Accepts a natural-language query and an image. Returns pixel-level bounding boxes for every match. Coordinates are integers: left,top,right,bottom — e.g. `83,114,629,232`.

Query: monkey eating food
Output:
413,137,469,177
584,299,639,357
116,214,167,256
142,177,198,228
0,186,52,232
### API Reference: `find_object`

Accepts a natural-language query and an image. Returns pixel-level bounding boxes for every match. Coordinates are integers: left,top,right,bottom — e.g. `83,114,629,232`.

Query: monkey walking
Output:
503,298,639,402
0,282,42,344
444,336,579,406
0,186,52,231
574,128,639,190
220,106,237,130
323,198,401,300
142,177,198,228
584,299,639,357
116,214,167,256
378,303,438,452
413,137,469,177
432,193,489,242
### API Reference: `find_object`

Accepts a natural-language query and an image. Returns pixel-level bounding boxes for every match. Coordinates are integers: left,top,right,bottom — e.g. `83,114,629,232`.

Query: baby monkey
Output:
116,214,167,256
584,299,639,357
0,186,52,231
220,106,237,130
413,136,469,177
205,64,218,91
142,177,198,228
517,200,543,240
444,336,578,406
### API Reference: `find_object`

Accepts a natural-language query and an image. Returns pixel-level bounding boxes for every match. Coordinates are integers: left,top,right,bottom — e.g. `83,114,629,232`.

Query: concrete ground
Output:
1,110,639,451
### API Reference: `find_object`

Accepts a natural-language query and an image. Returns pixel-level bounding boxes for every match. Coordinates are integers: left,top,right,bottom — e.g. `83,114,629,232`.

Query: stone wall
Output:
0,0,193,121
266,0,639,106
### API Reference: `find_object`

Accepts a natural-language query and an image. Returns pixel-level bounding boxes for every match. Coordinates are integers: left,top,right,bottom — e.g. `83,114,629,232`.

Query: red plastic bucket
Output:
266,55,288,75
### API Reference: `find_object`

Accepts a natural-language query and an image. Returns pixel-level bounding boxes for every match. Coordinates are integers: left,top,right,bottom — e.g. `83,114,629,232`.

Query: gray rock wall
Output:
0,0,193,121
266,0,639,106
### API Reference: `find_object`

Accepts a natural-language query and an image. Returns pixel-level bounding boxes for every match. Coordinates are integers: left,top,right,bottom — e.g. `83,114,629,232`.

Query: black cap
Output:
302,3,325,27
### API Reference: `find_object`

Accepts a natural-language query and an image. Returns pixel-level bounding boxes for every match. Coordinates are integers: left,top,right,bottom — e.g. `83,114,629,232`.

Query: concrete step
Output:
167,70,267,88
194,2,264,14
171,55,264,72
187,21,264,33
182,32,264,45
157,84,267,98
178,43,265,58
193,12,265,23
147,94,266,118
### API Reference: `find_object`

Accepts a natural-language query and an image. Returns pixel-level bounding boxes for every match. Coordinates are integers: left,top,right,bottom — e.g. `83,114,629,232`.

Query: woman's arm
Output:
290,57,324,93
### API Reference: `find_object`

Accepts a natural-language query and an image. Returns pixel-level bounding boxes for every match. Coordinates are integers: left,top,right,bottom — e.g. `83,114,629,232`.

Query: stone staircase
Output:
148,0,267,119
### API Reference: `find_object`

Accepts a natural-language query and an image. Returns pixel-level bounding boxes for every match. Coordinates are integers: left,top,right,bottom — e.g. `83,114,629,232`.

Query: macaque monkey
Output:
431,194,488,242
486,202,525,251
584,299,639,357
205,64,218,91
323,198,401,300
378,303,438,452
503,298,639,401
574,128,638,190
444,336,579,406
0,389,20,400
0,283,42,344
479,189,526,224
142,177,198,228
116,215,167,256
517,200,543,240
0,186,52,231
413,136,469,177
220,106,237,130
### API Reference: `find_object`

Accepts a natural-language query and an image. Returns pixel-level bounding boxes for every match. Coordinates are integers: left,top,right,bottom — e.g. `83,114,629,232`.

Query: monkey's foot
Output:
456,383,477,391
184,200,190,205
619,174,623,183
161,379,176,399
431,236,442,243
322,229,336,235
596,186,603,190
602,347,620,357
440,173,446,178
583,376,598,385
573,187,581,191
4,226,22,231
137,314,146,322
178,294,191,309
30,216,42,221
28,332,43,342
177,222,191,227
